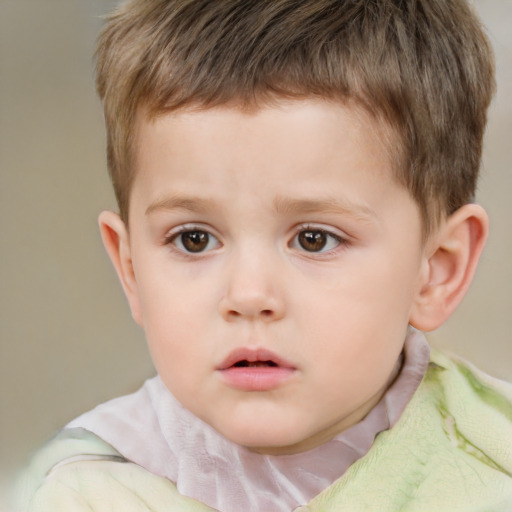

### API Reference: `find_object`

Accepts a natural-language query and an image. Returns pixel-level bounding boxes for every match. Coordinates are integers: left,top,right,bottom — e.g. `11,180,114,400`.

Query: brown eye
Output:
298,230,328,252
168,227,220,254
180,231,210,252
292,228,343,253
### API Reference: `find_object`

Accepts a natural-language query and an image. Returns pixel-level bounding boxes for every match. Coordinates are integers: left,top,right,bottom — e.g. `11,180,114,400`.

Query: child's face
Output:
123,100,428,454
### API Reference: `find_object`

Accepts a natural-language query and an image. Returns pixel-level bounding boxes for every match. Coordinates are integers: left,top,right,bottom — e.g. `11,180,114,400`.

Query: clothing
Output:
16,336,512,511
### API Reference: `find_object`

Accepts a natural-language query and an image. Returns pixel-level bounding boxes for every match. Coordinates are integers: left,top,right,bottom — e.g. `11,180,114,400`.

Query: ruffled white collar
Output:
67,329,430,512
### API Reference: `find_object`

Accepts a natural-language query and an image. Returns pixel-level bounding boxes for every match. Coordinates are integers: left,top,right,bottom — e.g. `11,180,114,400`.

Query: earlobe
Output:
98,210,144,326
409,204,489,332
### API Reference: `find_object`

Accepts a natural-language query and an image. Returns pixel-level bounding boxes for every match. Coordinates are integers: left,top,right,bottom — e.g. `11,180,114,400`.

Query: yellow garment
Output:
16,351,512,512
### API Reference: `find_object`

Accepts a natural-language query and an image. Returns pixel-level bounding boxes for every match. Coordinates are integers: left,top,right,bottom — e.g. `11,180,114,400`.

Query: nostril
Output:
226,309,274,319
219,292,284,321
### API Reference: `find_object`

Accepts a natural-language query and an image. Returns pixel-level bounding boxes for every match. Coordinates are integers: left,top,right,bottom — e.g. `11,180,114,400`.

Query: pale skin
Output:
100,99,488,455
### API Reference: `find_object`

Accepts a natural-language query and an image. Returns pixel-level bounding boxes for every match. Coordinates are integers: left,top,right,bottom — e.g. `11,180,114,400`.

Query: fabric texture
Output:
15,340,512,511
39,330,429,511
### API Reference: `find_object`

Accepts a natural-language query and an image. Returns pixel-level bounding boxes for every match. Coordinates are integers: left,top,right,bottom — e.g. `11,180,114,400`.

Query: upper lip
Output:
217,347,296,370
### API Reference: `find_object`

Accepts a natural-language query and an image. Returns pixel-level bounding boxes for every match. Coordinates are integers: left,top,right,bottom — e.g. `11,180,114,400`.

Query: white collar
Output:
67,329,430,512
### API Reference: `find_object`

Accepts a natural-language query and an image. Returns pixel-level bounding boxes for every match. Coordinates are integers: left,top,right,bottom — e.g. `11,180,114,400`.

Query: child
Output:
16,0,512,510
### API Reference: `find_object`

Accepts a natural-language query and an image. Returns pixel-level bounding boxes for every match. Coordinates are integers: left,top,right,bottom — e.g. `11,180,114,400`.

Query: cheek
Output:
351,243,421,308
296,253,417,373
305,255,416,325
135,252,211,321
134,274,206,365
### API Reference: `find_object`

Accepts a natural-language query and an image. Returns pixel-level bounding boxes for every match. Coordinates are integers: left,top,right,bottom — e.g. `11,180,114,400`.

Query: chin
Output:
217,419,308,455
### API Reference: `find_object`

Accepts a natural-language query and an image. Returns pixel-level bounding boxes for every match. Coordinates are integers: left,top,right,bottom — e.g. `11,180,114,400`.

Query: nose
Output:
218,248,286,322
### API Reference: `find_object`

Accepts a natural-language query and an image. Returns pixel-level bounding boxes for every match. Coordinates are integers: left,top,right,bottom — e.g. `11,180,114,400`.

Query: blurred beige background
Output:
1,0,511,500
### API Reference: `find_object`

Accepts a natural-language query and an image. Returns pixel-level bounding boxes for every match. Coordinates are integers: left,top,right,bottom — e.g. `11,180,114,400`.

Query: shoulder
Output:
427,349,512,472
428,348,512,403
13,377,202,511
14,428,214,512
305,351,512,511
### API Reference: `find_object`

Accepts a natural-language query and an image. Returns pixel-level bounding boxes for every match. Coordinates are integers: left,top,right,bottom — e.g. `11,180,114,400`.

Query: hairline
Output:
122,93,436,241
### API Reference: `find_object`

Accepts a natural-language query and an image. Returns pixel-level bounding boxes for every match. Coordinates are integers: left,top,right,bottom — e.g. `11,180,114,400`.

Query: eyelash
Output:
290,224,348,255
164,225,221,256
163,224,349,256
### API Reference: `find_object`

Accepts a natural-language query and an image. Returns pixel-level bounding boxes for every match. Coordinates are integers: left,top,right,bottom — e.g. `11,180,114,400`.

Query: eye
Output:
291,228,342,253
169,229,220,253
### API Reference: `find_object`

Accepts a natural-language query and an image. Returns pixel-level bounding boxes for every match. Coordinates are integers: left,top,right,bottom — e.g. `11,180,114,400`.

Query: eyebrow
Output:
145,194,377,222
145,196,217,216
272,196,377,221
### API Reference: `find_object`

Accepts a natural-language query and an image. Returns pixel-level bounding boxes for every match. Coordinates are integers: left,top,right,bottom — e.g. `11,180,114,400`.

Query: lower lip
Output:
218,367,295,391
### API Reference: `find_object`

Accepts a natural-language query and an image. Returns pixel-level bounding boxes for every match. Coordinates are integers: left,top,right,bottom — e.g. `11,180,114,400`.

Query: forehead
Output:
125,101,421,249
133,100,408,219
134,98,398,180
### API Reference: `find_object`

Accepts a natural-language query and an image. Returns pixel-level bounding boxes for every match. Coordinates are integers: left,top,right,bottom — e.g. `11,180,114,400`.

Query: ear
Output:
98,210,144,326
409,204,489,332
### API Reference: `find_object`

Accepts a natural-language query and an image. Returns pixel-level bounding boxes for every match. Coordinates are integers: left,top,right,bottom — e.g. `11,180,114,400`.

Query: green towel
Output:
15,351,512,512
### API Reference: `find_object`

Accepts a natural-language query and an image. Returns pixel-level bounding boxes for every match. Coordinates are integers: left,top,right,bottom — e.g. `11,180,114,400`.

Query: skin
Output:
101,99,488,455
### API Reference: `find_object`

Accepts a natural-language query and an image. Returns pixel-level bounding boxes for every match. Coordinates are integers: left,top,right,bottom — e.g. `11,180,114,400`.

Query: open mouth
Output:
218,350,295,391
217,347,295,371
218,348,294,371
233,360,279,368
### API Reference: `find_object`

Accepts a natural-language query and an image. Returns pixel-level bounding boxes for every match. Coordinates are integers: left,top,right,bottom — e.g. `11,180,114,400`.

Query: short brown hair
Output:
96,0,495,233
